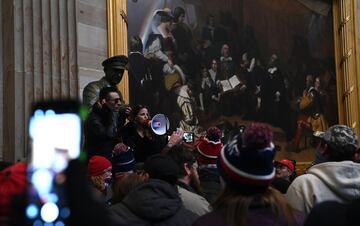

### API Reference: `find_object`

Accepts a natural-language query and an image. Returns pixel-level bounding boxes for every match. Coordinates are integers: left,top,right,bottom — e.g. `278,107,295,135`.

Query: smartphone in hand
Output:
26,100,83,225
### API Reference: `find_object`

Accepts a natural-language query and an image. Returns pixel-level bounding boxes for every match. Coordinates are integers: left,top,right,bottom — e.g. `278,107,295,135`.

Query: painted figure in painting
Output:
127,0,337,153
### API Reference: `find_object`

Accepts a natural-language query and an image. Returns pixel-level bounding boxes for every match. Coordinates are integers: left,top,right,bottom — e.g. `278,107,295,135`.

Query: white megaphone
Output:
149,114,170,135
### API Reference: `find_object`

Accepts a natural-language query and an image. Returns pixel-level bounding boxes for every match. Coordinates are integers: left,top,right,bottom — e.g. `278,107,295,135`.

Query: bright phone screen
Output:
29,110,81,172
26,103,82,225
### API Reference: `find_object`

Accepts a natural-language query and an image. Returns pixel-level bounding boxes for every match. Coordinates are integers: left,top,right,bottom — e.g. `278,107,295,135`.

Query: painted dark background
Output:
126,0,337,143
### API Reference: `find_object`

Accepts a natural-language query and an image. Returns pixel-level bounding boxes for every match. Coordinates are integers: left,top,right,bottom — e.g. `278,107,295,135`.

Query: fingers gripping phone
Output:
26,100,83,225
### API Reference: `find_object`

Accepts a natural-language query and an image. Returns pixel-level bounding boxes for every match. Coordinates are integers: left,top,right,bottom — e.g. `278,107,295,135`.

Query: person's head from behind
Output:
143,154,179,186
168,145,202,194
275,159,295,181
217,122,275,193
98,87,122,112
88,156,112,192
215,122,297,226
112,173,145,204
102,55,128,86
130,104,150,127
111,143,135,182
173,7,185,23
197,126,223,166
314,125,359,162
129,36,143,53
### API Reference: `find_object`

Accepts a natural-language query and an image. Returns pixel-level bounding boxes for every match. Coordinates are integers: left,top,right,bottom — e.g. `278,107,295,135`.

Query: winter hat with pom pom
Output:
197,127,223,166
217,123,276,194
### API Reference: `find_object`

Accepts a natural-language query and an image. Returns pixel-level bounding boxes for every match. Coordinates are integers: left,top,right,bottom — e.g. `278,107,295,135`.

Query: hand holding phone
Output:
26,100,83,225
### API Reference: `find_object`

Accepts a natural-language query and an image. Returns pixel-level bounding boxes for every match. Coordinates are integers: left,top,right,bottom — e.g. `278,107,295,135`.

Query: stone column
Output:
2,0,78,162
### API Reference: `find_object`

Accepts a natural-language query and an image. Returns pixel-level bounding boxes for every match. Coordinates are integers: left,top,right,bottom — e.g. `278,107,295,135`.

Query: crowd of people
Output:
0,6,356,226
1,102,360,226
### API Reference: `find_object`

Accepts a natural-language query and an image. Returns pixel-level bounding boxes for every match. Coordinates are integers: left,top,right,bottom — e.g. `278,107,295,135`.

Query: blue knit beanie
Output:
217,123,276,193
111,143,135,174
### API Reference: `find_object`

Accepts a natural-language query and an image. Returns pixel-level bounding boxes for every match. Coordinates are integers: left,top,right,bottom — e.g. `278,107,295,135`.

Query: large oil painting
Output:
125,0,338,161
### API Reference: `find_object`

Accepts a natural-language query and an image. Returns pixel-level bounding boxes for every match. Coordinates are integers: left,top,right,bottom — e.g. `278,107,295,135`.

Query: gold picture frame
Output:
107,0,129,102
107,0,360,137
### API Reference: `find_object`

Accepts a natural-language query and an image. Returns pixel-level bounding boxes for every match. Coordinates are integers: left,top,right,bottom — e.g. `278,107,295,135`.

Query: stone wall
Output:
77,0,108,100
0,0,108,161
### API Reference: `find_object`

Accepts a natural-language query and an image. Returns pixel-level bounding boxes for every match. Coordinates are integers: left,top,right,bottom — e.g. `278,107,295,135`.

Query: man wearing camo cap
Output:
286,124,360,214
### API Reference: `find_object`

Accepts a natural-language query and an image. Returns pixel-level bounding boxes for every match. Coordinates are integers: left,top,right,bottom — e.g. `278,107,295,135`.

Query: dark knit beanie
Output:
206,126,222,142
111,143,135,174
217,123,275,194
144,154,179,185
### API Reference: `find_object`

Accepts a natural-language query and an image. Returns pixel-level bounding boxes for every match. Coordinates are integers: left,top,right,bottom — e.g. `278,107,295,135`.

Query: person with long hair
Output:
111,173,146,205
121,105,164,162
193,123,304,226
121,104,183,162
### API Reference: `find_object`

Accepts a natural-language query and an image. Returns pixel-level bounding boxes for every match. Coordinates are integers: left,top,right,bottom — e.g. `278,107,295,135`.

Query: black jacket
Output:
84,103,125,159
109,179,198,226
121,122,167,162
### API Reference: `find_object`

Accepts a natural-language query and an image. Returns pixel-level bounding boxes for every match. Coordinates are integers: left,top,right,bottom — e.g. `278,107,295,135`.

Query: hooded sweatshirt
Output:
109,179,198,226
286,161,360,214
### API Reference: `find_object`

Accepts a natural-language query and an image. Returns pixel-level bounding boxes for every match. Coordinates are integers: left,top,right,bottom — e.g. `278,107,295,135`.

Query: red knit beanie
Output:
88,156,112,176
197,137,223,165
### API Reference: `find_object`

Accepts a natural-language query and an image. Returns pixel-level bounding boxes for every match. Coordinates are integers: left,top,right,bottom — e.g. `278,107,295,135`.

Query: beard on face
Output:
190,172,204,195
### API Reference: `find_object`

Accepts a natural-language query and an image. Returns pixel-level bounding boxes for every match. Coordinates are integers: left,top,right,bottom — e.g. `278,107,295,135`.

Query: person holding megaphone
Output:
121,104,184,162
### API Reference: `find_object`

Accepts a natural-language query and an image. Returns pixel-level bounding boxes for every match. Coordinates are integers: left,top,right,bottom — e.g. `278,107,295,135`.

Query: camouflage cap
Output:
313,125,358,149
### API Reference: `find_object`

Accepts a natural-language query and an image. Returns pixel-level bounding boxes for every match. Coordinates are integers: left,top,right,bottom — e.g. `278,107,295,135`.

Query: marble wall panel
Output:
2,0,79,161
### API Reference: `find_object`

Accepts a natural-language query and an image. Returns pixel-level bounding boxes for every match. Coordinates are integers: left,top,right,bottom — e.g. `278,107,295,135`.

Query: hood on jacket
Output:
307,161,360,201
122,179,182,221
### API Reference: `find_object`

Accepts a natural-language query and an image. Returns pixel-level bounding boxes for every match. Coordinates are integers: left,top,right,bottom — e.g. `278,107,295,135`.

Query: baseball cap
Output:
275,159,294,173
313,125,358,150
